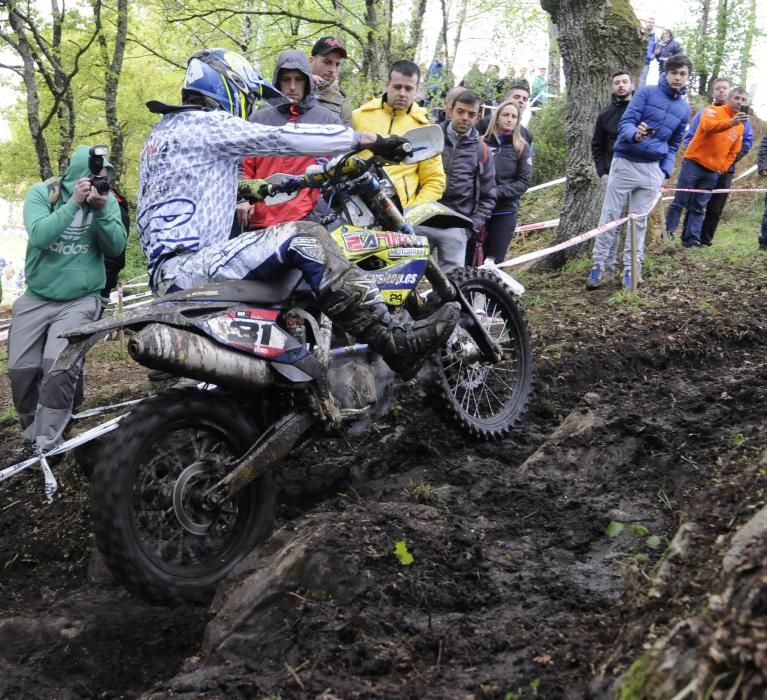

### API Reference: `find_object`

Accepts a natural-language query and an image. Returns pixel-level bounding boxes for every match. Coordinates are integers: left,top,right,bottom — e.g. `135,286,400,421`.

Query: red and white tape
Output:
499,191,663,268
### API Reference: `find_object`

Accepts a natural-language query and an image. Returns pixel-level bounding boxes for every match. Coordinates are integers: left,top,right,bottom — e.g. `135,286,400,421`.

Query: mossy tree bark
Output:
538,0,644,269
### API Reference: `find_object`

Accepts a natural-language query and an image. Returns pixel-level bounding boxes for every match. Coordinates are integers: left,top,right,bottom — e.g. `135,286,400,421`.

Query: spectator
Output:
237,50,342,232
443,86,464,122
654,29,682,72
665,87,748,247
590,70,634,281
136,48,457,379
758,132,767,251
531,67,549,107
102,185,131,304
423,54,449,122
309,37,352,126
427,89,496,271
478,81,534,155
496,66,518,102
7,145,128,456
681,78,754,246
639,17,656,87
591,71,634,184
352,60,446,208
586,53,692,291
482,98,532,263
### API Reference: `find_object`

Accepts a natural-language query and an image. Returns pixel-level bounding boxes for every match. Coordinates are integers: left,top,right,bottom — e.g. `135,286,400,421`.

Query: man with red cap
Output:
309,36,352,126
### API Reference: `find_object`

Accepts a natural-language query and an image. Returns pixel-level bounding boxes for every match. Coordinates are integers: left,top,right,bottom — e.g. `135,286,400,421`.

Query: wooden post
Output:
630,216,638,293
117,283,125,357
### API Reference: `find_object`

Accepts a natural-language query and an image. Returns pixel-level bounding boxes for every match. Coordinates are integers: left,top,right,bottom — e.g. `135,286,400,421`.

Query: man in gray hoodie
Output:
236,50,343,231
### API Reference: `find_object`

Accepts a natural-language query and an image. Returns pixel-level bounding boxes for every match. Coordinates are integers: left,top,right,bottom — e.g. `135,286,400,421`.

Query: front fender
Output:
404,202,475,230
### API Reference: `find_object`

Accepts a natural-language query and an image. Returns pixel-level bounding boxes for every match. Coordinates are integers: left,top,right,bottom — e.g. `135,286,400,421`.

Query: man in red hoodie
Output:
665,87,748,247
235,49,343,233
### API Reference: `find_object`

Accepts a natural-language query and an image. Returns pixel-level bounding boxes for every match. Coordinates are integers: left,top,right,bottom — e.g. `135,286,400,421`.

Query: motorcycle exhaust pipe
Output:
128,323,274,390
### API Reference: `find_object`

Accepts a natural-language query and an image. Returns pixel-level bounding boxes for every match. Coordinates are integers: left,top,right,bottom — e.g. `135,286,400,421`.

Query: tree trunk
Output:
695,0,712,95
438,0,450,70
710,0,728,84
538,0,643,269
548,20,561,96
3,0,99,178
5,7,53,179
94,0,128,183
738,0,757,87
361,0,383,85
407,0,428,58
449,0,469,74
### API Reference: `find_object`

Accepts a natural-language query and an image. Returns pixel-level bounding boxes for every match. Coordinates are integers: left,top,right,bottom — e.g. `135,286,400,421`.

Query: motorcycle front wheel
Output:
432,268,534,439
91,388,275,605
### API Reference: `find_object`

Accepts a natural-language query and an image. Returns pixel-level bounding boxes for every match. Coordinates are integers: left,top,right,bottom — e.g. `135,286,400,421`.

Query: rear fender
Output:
52,299,241,375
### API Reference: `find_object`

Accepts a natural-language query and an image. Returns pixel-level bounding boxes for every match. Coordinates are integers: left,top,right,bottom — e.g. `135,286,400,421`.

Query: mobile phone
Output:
645,127,655,136
739,105,751,115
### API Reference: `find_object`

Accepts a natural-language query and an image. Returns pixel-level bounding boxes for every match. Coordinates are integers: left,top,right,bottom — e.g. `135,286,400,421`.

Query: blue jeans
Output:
639,63,650,87
665,159,719,246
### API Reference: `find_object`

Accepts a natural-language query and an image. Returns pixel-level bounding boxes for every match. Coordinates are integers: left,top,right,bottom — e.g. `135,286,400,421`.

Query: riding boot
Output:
322,277,459,379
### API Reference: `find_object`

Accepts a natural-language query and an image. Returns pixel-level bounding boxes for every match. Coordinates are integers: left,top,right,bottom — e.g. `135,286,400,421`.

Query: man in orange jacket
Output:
665,87,749,247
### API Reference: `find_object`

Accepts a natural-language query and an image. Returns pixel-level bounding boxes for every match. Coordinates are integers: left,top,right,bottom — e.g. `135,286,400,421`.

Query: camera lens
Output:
89,176,110,195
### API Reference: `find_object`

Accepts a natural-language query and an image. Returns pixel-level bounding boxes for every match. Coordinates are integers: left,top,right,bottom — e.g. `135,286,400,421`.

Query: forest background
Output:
0,0,764,291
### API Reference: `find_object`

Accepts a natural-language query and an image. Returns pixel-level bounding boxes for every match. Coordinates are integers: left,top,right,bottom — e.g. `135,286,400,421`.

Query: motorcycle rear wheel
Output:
91,388,275,606
432,268,534,439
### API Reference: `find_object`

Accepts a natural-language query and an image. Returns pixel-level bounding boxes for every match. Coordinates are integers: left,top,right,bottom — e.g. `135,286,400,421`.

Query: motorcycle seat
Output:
159,271,307,304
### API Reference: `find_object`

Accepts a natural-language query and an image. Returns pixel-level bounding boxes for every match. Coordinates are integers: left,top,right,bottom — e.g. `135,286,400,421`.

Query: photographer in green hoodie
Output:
7,145,127,457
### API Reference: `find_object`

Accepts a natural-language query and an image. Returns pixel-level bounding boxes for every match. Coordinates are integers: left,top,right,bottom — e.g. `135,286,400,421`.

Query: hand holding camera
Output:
87,145,111,200
732,105,751,125
72,177,93,205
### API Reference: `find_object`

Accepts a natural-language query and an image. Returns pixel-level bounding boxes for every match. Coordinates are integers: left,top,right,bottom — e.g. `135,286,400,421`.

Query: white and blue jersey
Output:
136,108,355,282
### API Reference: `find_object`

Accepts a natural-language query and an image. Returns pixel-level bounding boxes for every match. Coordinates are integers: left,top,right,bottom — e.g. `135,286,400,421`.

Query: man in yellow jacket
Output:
665,86,748,247
352,60,446,208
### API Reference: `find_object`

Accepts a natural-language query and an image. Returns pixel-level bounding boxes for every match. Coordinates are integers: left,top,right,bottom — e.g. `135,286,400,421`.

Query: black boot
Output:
323,279,459,379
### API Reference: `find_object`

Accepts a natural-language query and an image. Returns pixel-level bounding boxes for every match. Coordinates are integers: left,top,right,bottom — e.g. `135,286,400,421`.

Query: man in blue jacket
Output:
680,77,754,246
587,53,692,291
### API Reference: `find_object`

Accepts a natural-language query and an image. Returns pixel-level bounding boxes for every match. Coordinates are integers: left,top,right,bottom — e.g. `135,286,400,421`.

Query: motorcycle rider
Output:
136,48,458,378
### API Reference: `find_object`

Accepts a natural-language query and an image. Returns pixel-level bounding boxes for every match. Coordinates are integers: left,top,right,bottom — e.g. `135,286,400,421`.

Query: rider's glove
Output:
238,179,271,203
369,135,412,161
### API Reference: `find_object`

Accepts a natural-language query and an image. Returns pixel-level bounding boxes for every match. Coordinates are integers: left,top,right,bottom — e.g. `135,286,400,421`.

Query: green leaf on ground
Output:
394,541,414,566
606,521,624,537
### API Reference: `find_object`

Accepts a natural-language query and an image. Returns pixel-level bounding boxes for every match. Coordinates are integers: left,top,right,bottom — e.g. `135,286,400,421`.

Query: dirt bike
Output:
53,126,534,605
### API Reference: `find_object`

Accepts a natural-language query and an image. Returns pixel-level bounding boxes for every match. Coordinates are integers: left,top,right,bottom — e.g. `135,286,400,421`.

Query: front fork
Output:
422,260,503,363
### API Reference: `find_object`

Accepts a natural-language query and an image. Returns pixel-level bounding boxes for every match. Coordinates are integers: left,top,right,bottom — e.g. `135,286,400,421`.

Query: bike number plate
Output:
204,308,288,359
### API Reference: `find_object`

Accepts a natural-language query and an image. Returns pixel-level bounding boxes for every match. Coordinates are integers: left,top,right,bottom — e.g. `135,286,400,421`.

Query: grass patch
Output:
403,479,446,506
0,404,17,426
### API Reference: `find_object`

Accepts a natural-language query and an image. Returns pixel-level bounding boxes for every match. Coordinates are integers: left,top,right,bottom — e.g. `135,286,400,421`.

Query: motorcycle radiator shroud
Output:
331,225,430,306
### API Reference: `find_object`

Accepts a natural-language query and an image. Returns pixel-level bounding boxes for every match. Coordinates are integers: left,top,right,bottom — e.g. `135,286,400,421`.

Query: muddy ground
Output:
1,239,767,699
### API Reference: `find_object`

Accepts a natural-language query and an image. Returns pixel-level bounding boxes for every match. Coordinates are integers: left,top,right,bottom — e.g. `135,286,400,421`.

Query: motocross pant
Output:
153,220,458,377
155,221,366,298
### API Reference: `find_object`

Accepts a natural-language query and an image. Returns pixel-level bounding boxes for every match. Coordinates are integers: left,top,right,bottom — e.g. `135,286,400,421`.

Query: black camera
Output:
739,105,751,115
88,145,111,195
